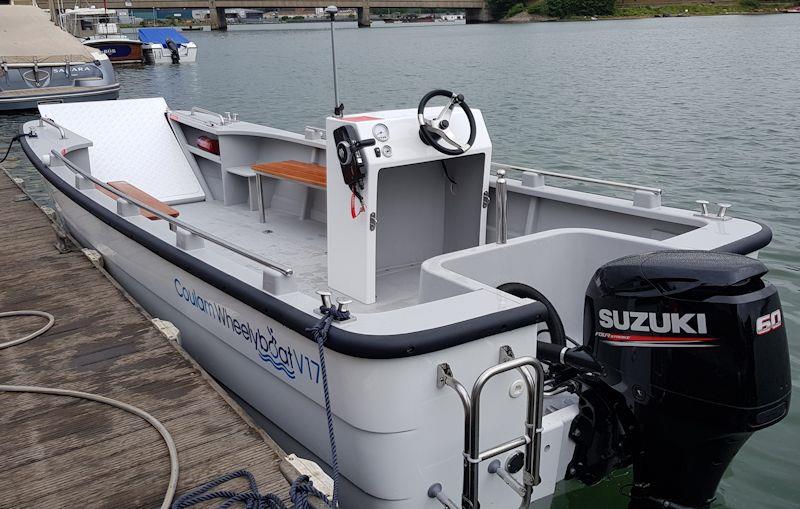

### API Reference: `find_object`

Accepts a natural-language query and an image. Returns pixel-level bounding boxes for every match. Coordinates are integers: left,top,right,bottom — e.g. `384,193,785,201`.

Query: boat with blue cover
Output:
138,27,198,64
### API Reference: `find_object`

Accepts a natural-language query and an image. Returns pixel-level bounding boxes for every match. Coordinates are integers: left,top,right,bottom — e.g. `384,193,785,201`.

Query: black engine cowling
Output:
575,250,791,509
166,38,180,63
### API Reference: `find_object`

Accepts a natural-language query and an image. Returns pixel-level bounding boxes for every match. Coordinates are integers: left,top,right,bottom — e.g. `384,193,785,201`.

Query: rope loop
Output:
0,310,55,349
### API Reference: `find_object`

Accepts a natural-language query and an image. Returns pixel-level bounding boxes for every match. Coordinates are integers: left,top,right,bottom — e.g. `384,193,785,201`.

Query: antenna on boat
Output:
325,5,344,117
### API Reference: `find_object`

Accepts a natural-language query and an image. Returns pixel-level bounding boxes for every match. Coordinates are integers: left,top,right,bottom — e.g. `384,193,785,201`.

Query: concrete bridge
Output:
63,0,491,28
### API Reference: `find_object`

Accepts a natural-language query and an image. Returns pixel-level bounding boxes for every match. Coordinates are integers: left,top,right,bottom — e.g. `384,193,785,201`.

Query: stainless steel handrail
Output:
39,117,66,139
492,162,662,196
50,150,294,276
190,107,226,125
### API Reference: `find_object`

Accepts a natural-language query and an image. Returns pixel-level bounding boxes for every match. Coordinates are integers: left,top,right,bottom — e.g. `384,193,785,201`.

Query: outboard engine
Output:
166,38,180,63
572,250,790,509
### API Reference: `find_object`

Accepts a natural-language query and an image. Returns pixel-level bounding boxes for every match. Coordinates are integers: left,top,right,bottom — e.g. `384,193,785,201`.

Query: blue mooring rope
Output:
305,305,349,508
172,306,346,509
171,469,330,509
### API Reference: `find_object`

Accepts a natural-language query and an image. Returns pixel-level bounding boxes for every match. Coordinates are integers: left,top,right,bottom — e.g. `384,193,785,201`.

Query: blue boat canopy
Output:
137,28,190,46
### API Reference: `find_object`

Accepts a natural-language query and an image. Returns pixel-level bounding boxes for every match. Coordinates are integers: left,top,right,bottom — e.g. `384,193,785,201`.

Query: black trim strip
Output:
713,220,773,256
21,136,547,359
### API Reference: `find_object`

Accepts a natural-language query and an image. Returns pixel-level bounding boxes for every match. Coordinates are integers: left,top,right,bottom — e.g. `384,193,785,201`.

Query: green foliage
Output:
613,2,782,16
527,0,548,15
544,0,616,17
488,0,519,18
506,2,527,16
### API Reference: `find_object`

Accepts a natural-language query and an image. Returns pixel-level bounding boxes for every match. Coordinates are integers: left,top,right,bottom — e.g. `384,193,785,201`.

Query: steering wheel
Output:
417,89,477,156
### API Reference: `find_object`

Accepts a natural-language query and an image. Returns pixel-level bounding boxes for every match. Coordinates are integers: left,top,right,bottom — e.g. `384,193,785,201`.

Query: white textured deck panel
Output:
40,98,205,204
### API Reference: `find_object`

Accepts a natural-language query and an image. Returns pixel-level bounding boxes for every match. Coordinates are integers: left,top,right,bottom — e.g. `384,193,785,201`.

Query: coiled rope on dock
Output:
171,469,330,509
2,307,338,508
0,310,180,509
0,384,180,509
169,306,342,508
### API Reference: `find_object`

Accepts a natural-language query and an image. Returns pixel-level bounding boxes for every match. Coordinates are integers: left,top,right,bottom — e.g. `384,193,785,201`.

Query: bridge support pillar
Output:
465,7,493,23
209,4,227,30
357,3,371,27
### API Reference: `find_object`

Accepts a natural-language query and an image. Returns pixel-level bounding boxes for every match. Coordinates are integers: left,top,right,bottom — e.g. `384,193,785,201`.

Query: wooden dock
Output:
0,171,293,507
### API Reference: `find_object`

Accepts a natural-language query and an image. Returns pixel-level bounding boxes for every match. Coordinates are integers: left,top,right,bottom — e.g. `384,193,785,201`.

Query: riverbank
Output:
501,2,797,22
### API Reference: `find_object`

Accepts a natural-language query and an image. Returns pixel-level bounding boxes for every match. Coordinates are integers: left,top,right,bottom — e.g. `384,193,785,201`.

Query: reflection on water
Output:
2,14,798,509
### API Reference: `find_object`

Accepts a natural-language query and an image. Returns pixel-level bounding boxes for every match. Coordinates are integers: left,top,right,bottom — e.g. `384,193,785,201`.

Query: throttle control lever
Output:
333,125,375,187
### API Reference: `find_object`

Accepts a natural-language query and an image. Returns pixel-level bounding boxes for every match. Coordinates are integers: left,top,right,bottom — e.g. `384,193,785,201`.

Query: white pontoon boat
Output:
0,6,119,112
20,92,791,508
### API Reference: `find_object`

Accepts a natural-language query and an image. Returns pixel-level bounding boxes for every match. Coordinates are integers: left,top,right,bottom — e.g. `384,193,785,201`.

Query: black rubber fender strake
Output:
497,282,567,347
21,134,548,360
418,89,477,156
712,219,772,256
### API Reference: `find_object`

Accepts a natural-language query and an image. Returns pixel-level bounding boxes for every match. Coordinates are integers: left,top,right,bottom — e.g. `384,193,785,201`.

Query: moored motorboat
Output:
138,27,198,64
20,90,791,508
0,6,119,112
82,36,146,64
60,7,146,64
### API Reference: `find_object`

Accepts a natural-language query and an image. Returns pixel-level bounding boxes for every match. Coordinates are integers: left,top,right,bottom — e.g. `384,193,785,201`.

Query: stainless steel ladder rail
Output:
434,346,545,509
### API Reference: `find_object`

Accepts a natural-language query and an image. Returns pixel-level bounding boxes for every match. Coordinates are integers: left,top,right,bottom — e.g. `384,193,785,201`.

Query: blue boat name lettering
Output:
173,277,319,383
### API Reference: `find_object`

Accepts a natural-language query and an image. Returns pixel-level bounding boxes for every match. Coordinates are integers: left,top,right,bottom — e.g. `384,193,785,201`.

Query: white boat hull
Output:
47,183,578,508
144,42,198,63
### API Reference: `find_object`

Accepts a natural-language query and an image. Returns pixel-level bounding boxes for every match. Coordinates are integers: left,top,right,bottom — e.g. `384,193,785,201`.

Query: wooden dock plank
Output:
0,172,292,508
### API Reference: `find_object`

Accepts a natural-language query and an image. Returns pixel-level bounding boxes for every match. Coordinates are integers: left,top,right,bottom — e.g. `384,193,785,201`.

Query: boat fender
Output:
497,282,567,347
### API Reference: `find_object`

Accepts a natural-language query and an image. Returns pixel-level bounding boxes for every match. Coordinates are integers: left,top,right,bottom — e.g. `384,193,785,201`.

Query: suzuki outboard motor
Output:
166,38,180,63
574,250,790,509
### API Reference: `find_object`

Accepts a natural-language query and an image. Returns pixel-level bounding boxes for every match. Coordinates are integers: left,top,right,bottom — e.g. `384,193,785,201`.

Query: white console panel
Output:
326,107,492,304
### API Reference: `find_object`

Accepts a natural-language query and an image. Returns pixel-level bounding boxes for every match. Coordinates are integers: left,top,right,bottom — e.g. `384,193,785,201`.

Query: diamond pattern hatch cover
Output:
40,98,205,204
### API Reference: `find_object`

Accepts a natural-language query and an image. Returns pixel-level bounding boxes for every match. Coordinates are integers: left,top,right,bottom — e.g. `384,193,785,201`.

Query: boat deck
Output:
0,172,292,507
175,199,424,311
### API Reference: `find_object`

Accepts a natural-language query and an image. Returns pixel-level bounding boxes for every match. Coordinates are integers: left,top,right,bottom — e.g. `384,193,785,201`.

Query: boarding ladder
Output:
430,345,545,509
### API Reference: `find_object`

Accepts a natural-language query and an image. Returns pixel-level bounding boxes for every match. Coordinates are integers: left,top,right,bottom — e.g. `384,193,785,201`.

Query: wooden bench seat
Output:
96,181,180,220
251,160,326,189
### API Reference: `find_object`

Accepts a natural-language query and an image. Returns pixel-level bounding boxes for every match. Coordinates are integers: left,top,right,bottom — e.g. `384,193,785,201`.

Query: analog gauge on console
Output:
372,123,390,142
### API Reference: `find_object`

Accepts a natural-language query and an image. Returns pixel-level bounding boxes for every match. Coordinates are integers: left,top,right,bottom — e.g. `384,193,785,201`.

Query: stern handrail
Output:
189,107,226,125
39,117,66,139
50,149,294,276
492,162,662,196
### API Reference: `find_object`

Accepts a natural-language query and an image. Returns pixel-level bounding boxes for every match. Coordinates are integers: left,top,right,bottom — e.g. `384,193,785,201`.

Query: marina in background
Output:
0,6,120,111
1,6,793,503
